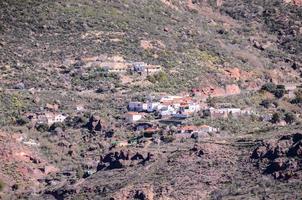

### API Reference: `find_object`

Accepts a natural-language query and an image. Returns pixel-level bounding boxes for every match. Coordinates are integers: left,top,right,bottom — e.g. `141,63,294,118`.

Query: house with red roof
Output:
126,112,143,123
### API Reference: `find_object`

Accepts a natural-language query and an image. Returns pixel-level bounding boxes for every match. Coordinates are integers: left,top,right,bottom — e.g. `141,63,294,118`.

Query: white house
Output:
142,103,148,111
240,108,254,115
126,112,143,123
181,103,200,113
227,108,241,115
208,107,242,119
147,102,160,112
177,125,218,134
76,105,85,112
199,125,218,133
146,65,162,74
159,106,177,117
53,114,67,124
160,95,185,104
36,112,68,126
156,104,168,111
45,113,67,125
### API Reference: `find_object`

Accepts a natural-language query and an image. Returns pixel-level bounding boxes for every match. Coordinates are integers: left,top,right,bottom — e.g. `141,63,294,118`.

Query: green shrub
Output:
291,98,302,104
276,85,285,90
291,90,302,104
261,83,285,98
284,112,296,124
271,113,281,124
260,99,272,108
274,89,285,99
147,71,168,84
16,116,30,126
35,123,49,132
161,135,175,143
261,83,276,93
49,122,66,132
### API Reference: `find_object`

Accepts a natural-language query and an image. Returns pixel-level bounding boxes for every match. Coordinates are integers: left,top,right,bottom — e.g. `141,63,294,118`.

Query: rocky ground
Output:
27,129,302,200
0,0,302,199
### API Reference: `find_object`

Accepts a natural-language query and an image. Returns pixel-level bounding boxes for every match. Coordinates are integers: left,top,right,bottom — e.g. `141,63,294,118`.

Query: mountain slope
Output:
0,0,302,199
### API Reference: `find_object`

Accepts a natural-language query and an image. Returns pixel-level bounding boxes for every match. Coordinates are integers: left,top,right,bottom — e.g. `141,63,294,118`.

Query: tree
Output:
147,71,168,84
261,83,285,98
284,112,296,124
16,116,29,126
274,89,285,98
49,122,65,132
271,113,281,124
291,90,302,104
276,85,285,90
35,123,49,132
260,99,271,108
261,83,276,93
202,109,211,118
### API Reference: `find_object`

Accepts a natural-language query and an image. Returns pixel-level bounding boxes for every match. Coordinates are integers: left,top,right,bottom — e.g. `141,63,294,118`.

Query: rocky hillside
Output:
0,0,301,93
0,0,302,199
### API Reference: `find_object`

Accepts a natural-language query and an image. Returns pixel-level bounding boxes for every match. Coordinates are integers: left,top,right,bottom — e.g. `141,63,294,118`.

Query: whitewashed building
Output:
147,102,160,112
199,125,218,133
159,106,177,117
35,112,68,126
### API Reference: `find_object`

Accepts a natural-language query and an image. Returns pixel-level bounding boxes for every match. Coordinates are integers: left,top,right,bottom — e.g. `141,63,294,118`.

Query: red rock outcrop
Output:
0,131,59,194
224,67,255,81
225,68,241,80
192,84,241,99
225,84,241,95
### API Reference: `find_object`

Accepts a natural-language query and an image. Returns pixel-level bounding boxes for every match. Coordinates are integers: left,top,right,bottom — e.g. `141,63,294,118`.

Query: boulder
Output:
85,115,104,132
251,145,267,159
98,150,154,171
287,141,302,157
264,158,287,174
190,145,205,157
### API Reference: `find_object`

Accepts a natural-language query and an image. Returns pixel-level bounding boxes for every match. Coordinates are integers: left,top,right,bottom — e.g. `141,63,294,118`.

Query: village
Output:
20,87,257,146
19,65,302,147
125,93,256,141
16,55,302,147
